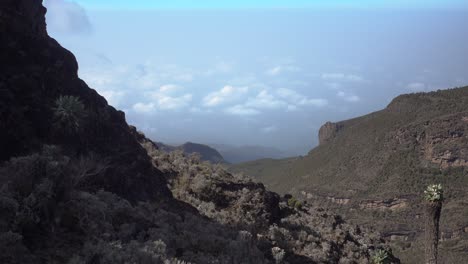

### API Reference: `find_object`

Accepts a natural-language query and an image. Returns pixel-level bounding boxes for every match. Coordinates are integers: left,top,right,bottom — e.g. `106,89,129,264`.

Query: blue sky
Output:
44,0,468,156
74,0,468,9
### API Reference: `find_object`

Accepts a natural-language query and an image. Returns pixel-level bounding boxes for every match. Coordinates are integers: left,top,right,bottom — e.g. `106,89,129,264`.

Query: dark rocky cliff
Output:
0,0,171,202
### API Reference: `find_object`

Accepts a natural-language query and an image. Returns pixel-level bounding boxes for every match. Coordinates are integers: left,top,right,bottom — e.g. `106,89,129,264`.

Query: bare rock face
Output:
318,121,344,145
395,112,468,169
359,198,409,211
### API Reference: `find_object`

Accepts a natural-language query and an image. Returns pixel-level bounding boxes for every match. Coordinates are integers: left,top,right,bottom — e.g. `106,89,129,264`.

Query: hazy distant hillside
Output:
156,142,226,164
210,144,290,164
231,87,468,263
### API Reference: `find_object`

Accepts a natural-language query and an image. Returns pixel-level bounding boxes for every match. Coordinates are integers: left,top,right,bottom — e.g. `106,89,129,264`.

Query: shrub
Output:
287,197,302,209
53,95,86,134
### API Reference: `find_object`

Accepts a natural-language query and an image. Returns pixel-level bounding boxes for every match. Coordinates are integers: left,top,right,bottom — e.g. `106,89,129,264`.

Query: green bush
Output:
287,197,302,209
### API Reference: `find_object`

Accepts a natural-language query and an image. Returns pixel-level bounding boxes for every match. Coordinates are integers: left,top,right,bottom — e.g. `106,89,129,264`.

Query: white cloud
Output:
246,90,288,110
265,65,301,76
132,102,155,113
337,91,361,102
159,84,180,93
44,0,92,34
156,94,193,110
224,88,327,115
203,86,249,107
149,85,192,110
277,88,328,107
321,73,364,82
277,88,303,103
407,82,426,91
261,125,278,133
225,105,260,116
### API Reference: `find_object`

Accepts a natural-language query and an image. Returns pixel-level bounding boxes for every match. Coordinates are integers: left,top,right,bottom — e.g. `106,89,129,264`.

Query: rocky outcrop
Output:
395,112,468,169
318,121,344,145
327,196,351,205
382,231,416,242
300,191,351,205
421,114,468,168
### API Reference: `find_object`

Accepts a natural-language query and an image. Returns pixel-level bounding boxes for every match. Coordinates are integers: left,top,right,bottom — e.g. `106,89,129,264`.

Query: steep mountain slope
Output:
0,1,398,263
231,87,468,263
156,142,226,164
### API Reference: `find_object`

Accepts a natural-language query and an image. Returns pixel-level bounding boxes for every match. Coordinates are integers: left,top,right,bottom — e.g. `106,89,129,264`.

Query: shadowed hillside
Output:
231,87,468,263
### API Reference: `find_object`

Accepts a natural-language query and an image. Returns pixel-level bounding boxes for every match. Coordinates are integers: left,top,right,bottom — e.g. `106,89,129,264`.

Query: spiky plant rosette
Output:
424,184,443,202
53,95,86,132
371,249,389,264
